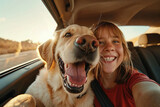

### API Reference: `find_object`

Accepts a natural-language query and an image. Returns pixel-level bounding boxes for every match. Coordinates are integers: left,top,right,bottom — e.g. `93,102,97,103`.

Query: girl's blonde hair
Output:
93,21,133,83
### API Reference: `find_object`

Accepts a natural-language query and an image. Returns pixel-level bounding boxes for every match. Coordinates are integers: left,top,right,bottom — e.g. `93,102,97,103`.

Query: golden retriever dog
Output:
5,24,99,107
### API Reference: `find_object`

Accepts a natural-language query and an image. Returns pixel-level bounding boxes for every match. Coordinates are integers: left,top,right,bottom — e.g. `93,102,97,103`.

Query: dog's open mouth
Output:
58,57,90,93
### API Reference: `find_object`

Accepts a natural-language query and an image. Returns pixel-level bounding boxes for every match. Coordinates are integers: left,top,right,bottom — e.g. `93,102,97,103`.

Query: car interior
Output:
0,0,160,106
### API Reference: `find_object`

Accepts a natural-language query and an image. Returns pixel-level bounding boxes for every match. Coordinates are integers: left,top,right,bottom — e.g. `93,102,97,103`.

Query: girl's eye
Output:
113,40,120,44
99,41,105,45
64,32,72,37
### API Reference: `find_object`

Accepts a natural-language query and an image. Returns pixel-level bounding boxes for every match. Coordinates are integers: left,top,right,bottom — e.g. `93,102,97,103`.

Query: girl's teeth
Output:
105,57,115,61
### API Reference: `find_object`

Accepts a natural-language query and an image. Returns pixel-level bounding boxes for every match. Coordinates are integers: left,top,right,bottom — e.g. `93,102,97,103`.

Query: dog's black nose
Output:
74,35,99,53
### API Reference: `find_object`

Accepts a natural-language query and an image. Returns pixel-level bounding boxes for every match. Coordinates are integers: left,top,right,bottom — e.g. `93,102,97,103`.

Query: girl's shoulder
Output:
126,69,158,89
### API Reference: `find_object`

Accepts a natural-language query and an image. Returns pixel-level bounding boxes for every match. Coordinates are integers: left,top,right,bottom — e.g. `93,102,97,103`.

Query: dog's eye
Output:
64,32,72,37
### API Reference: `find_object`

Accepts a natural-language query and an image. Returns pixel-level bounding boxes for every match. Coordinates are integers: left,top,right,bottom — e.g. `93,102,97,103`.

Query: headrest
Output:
138,33,160,46
127,41,134,49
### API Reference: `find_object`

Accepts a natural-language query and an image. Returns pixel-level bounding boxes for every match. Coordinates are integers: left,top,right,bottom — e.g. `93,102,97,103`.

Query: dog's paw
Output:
4,94,36,107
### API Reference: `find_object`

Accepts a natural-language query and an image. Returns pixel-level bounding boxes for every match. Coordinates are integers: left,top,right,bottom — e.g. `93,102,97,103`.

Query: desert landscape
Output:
0,37,40,55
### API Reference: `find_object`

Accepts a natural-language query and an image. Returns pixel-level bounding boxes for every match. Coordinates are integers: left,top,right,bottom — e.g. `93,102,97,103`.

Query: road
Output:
0,50,39,72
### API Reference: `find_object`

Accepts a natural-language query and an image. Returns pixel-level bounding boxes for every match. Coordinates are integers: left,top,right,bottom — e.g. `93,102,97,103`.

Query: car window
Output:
119,26,149,44
0,0,57,72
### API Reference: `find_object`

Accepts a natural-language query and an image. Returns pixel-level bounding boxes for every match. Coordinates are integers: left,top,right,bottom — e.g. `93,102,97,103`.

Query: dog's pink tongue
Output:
65,62,86,86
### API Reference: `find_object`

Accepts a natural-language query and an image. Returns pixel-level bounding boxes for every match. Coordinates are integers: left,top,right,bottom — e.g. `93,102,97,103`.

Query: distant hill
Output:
0,38,40,55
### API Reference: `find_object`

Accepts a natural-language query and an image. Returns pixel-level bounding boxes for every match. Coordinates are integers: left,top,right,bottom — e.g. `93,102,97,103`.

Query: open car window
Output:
0,0,57,72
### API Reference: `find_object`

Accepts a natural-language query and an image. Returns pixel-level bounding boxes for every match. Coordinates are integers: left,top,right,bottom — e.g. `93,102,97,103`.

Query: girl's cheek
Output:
99,46,105,54
116,43,123,49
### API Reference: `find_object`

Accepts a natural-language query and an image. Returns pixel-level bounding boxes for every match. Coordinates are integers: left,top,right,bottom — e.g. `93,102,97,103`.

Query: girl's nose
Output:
105,42,114,51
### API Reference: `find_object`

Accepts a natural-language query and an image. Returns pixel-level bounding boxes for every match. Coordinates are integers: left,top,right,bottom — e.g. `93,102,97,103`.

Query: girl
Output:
93,21,160,107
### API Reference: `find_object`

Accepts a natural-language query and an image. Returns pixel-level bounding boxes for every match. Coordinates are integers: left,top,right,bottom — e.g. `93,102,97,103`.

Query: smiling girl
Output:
92,21,160,107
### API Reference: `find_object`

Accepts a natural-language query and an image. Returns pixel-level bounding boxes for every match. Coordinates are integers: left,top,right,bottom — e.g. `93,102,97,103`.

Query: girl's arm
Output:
132,82,160,107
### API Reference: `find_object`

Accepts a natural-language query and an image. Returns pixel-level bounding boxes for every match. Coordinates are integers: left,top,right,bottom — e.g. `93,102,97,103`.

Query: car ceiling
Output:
42,0,160,29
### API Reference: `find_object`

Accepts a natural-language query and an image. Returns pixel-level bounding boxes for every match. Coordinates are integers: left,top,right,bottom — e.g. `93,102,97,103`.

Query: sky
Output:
0,0,57,43
0,0,149,43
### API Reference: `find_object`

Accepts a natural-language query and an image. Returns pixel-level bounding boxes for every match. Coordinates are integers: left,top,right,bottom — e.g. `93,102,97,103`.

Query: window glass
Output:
118,26,150,46
0,0,57,71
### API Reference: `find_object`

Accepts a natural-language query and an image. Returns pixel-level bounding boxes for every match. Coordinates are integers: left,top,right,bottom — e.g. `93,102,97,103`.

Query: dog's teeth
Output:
67,75,72,86
77,85,82,87
73,84,75,87
66,75,83,87
74,84,77,87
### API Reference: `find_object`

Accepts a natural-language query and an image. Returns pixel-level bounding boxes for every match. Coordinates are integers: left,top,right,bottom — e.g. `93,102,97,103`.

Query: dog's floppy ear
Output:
38,31,60,70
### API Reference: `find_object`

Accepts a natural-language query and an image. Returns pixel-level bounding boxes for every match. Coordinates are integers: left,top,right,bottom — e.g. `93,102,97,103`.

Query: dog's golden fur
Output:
4,24,99,107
